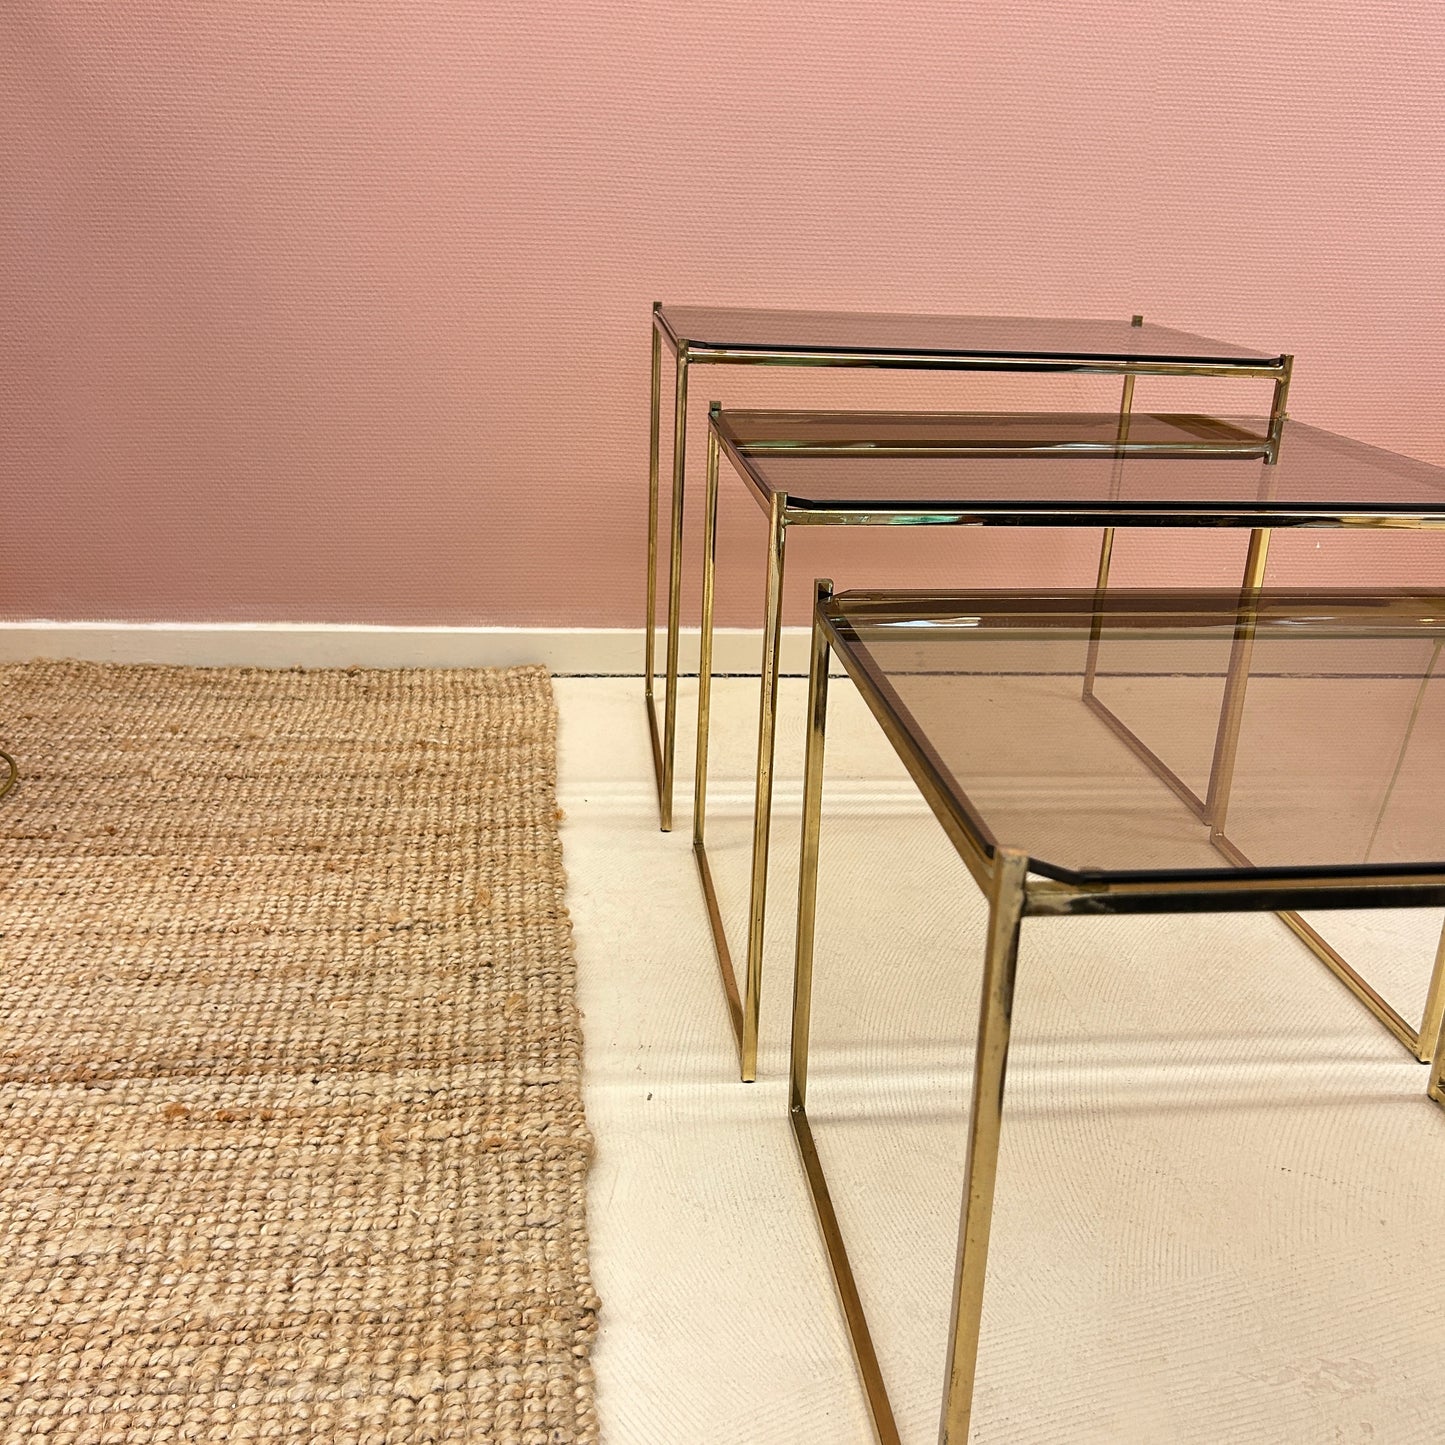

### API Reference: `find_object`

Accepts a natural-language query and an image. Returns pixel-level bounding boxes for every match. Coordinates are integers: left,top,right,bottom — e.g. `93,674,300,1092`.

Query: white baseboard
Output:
0,624,817,676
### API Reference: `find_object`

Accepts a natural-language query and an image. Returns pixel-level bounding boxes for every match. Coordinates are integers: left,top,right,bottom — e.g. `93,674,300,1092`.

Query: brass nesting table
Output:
791,584,1445,1445
694,411,1445,1079
645,304,1292,830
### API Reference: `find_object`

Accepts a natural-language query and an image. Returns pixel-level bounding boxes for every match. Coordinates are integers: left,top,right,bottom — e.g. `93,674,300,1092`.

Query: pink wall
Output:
4,1,1444,627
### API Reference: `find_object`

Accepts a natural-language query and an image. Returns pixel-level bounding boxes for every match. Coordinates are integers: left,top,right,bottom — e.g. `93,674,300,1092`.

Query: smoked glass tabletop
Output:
714,411,1445,520
823,589,1445,885
658,306,1283,365
718,408,1268,453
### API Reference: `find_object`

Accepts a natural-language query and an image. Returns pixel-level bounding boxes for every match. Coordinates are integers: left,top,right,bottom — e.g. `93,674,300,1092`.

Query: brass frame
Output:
1082,525,1445,1063
692,400,1445,1081
645,301,1293,831
791,581,1445,1445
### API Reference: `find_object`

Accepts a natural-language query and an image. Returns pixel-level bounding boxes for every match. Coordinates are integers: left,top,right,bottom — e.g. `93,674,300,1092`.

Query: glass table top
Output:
718,408,1268,452
714,411,1445,520
660,306,1282,364
823,589,1445,885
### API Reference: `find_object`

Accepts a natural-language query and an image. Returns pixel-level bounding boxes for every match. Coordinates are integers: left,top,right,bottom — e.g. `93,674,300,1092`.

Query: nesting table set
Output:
642,304,1445,1444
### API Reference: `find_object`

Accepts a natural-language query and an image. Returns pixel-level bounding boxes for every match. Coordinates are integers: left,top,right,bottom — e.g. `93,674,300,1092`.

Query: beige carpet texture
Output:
0,662,598,1444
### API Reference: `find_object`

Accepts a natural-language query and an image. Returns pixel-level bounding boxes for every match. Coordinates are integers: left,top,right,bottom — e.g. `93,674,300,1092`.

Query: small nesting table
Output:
695,411,1445,1079
790,584,1445,1445
645,304,1292,831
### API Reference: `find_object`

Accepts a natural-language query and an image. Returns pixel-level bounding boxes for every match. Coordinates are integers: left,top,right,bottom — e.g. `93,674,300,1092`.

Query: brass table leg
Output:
1265,640,1445,1059
789,583,902,1444
1079,356,1217,819
739,493,789,1081
1430,1001,1445,1107
791,579,835,1102
644,304,664,801
1082,338,1135,701
1420,924,1445,1069
1081,525,1117,701
790,591,1030,1442
690,443,791,1080
659,347,689,832
1266,355,1293,463
940,846,1028,1445
1204,527,1271,835
692,411,745,1052
1207,531,1445,1062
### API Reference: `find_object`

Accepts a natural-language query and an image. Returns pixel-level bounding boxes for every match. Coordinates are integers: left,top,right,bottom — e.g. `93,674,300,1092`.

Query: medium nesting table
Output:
645,305,1292,830
790,584,1445,1445
694,412,1445,1079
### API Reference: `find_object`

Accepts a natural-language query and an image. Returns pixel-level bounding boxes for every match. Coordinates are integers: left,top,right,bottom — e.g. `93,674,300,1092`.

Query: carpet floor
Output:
0,662,597,1444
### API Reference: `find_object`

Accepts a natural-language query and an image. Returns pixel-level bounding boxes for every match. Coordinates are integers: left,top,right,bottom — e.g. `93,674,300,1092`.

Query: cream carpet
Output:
566,676,1445,1444
0,662,597,1443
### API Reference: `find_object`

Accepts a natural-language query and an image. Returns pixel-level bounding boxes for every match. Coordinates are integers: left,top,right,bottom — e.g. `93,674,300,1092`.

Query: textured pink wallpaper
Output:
4,1,1444,626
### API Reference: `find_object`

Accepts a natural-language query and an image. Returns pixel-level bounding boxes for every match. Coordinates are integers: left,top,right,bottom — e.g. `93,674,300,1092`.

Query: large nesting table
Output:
694,411,1445,1080
790,584,1445,1445
645,305,1292,830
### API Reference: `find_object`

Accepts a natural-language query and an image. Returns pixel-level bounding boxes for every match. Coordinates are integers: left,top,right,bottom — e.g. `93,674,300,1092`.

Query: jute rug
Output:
0,662,598,1443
